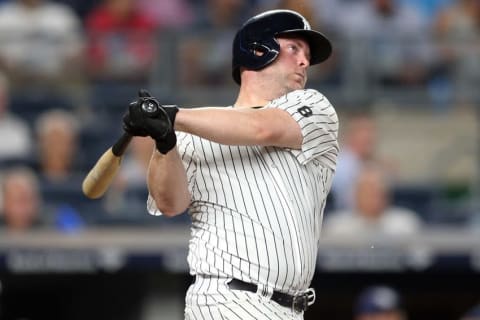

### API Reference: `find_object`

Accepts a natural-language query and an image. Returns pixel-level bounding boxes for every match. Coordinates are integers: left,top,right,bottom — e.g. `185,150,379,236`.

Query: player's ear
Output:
138,89,152,98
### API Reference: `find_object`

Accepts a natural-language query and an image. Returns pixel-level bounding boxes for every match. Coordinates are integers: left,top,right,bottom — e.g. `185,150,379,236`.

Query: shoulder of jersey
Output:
282,88,323,99
273,88,326,104
293,88,323,98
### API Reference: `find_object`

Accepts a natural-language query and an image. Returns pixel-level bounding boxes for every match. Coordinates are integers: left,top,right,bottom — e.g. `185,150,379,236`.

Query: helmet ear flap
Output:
248,42,272,57
232,36,280,84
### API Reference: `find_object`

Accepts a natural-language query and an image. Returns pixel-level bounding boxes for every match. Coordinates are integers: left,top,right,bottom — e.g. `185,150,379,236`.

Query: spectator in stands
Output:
331,112,390,211
0,72,33,165
85,0,157,85
324,165,421,237
333,0,432,87
460,302,480,320
34,109,86,229
0,167,43,232
432,0,480,105
35,109,82,183
354,285,407,320
0,0,84,90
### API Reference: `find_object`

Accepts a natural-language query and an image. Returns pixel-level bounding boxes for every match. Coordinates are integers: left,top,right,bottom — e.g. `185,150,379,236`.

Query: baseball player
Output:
123,9,339,320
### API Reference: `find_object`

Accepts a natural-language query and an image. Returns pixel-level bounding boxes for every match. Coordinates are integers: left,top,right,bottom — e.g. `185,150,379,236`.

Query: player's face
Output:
261,36,310,93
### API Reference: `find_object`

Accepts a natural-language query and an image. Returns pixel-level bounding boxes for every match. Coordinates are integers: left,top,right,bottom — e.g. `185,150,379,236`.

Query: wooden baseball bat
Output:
82,132,132,199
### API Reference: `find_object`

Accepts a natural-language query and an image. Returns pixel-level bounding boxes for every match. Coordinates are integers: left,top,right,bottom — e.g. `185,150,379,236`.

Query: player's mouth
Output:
294,72,304,79
293,72,306,85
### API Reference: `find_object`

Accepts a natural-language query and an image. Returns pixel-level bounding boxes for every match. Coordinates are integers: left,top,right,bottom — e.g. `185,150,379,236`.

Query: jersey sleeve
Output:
147,132,197,216
268,89,339,168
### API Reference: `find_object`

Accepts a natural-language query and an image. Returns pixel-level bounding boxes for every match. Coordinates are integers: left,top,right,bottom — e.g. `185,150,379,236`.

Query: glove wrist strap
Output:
155,137,175,155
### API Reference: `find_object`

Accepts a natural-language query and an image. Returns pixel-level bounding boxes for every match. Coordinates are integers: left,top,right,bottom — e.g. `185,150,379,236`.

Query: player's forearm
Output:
147,148,190,216
174,107,302,148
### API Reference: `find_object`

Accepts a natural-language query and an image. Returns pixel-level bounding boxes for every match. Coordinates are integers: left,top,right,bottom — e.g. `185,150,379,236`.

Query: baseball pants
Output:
184,275,304,320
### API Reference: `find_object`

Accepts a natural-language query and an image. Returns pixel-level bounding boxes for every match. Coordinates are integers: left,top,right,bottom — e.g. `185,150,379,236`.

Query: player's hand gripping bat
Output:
82,91,164,199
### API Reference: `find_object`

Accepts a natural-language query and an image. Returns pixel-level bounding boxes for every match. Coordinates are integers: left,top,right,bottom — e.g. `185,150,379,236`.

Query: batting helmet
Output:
232,9,332,84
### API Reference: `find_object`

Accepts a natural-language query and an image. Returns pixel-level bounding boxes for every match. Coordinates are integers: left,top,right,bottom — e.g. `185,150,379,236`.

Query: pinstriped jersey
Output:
148,89,339,295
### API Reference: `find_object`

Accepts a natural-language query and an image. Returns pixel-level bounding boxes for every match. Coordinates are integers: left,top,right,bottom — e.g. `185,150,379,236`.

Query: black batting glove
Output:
122,89,179,154
152,105,178,154
122,103,149,137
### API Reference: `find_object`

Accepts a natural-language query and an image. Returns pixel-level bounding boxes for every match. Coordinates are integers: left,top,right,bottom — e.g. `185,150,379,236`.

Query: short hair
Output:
1,166,39,193
0,166,40,211
35,109,79,138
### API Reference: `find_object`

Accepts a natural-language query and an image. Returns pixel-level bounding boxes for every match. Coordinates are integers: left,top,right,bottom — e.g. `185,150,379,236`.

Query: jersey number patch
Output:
298,106,313,117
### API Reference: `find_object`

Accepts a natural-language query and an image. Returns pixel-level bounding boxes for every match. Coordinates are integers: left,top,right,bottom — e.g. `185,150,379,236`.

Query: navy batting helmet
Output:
232,9,332,84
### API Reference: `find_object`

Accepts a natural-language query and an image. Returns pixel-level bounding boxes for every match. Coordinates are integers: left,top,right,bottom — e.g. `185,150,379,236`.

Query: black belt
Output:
228,278,315,313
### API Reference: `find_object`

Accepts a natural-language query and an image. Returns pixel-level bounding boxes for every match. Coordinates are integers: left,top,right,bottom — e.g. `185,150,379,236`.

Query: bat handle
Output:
112,132,133,157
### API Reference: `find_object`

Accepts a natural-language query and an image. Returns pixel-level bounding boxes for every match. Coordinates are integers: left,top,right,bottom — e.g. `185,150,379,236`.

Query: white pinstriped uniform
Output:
148,89,339,319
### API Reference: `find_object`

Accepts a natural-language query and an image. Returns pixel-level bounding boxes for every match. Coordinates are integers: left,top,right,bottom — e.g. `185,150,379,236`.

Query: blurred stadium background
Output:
0,0,479,319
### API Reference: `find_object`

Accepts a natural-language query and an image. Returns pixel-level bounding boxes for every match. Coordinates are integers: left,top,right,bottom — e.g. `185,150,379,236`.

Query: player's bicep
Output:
252,107,303,149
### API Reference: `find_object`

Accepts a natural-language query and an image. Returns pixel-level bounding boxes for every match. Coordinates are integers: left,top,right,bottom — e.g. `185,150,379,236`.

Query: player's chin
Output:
287,81,305,92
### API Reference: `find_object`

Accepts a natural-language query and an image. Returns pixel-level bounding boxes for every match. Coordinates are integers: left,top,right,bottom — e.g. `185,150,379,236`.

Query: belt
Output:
228,278,315,313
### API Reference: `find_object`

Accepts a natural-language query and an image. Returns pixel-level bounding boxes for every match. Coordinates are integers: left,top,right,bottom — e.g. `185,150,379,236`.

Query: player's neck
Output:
234,81,279,108
233,93,269,109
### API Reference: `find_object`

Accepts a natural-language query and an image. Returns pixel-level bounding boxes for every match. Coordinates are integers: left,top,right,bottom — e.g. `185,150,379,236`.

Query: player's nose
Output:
298,51,310,68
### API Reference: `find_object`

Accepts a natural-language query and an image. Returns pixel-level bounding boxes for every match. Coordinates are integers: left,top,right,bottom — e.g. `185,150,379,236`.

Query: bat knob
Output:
141,98,160,117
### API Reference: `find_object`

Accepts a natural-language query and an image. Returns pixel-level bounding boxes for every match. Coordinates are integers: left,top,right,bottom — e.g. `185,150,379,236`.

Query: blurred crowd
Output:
0,0,479,232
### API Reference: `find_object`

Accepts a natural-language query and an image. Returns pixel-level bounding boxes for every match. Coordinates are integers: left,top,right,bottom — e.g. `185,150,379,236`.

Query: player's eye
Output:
287,44,298,53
